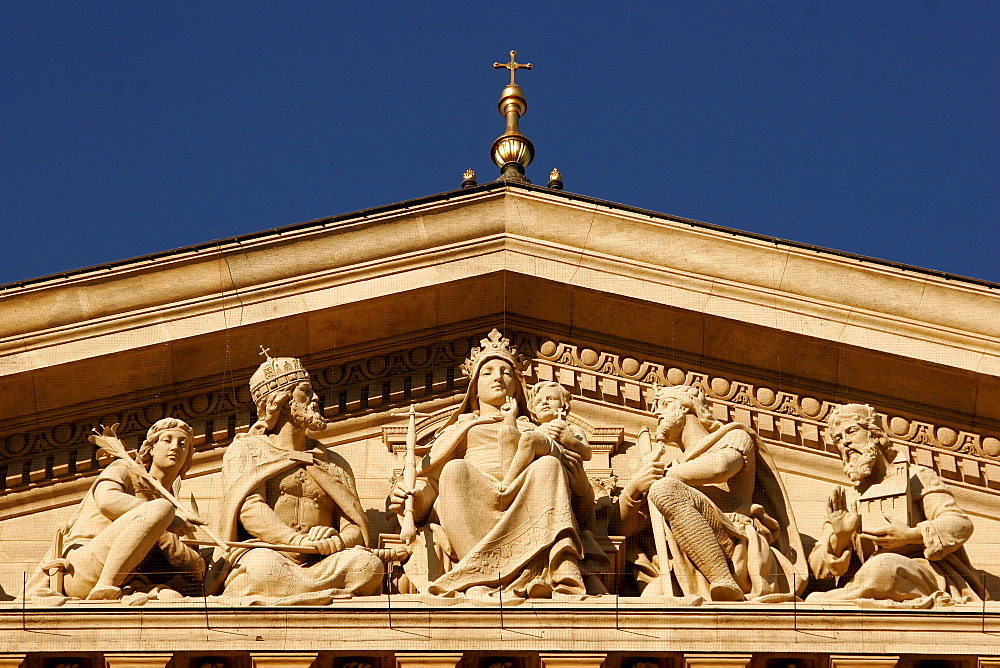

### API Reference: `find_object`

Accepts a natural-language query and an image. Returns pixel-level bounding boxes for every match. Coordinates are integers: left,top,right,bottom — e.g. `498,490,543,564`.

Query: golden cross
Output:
493,50,532,86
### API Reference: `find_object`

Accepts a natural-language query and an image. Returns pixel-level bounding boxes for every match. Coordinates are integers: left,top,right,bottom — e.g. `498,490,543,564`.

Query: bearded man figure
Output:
208,348,384,604
807,404,983,607
625,385,806,602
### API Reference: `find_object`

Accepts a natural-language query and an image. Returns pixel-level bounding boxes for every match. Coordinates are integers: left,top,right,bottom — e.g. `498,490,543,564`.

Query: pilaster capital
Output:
395,654,463,668
829,657,899,668
539,654,608,668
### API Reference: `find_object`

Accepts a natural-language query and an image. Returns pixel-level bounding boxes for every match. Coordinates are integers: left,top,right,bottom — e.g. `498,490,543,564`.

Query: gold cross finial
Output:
494,50,532,86
259,345,272,360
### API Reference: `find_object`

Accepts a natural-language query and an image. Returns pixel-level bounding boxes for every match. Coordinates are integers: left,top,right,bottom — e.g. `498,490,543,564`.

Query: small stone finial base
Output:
461,168,478,189
498,162,531,184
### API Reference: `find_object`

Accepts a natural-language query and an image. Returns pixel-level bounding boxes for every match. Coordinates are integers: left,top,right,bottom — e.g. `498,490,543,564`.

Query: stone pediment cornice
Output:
2,187,999,383
1,604,1000,653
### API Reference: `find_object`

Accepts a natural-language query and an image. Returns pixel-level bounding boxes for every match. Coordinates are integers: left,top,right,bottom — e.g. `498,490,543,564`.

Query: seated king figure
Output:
208,348,384,604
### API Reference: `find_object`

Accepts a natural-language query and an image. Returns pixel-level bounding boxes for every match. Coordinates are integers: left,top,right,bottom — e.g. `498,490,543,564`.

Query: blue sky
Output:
3,2,998,285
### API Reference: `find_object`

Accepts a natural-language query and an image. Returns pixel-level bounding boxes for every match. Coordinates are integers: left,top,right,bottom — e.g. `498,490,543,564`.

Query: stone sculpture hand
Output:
624,459,667,501
499,397,519,421
300,526,343,555
538,419,565,441
306,525,338,541
388,483,432,521
558,445,592,497
387,485,410,515
168,514,201,538
860,521,922,550
827,485,860,552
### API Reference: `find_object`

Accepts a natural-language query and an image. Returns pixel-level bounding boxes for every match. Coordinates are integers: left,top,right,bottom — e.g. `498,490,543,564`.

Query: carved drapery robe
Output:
807,460,984,606
403,413,588,599
210,433,383,604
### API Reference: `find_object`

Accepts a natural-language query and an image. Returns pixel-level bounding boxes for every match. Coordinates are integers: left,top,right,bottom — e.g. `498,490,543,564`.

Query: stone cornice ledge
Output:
3,186,997,349
0,604,998,653
0,190,1000,375
501,235,1000,372
2,233,999,379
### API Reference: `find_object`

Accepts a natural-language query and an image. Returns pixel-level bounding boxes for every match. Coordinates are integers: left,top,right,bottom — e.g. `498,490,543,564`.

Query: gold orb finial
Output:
491,50,534,184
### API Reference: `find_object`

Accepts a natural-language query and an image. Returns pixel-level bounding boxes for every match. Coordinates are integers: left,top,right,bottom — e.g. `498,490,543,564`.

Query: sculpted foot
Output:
87,584,122,600
526,578,553,599
709,580,744,602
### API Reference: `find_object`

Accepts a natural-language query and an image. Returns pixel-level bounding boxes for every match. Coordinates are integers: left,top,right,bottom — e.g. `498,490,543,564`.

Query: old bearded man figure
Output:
209,349,384,604
620,385,807,603
807,404,983,607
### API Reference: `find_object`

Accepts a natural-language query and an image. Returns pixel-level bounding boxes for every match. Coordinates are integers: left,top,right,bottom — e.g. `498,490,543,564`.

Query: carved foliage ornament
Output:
535,339,1000,461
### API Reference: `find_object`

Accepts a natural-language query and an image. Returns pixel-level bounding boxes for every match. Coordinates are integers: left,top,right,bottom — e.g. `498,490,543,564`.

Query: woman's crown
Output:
461,329,528,379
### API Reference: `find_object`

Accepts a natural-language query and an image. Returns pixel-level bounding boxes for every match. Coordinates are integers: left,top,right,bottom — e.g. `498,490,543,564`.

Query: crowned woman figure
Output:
388,329,588,601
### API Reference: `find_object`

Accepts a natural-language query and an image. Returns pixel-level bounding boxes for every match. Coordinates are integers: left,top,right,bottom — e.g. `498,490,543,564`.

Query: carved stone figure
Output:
208,350,384,604
620,385,807,602
497,381,592,493
388,330,595,601
33,418,205,603
807,403,984,606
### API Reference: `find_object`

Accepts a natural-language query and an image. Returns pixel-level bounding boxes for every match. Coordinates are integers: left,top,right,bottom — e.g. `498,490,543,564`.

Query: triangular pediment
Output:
0,184,999,624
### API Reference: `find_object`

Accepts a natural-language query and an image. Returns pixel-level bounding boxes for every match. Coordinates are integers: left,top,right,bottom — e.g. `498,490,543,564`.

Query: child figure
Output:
496,381,591,493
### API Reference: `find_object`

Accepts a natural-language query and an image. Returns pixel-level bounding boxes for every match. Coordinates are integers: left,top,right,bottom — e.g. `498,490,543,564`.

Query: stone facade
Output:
0,183,998,663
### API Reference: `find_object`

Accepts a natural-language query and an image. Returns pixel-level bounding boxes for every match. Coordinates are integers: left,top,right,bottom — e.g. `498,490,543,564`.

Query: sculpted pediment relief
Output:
0,328,997,609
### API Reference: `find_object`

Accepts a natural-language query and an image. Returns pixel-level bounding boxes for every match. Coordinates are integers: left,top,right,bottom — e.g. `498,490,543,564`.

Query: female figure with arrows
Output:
40,418,206,601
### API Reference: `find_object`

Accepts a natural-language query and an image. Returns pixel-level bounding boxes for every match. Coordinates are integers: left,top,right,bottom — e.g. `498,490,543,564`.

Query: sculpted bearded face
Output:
476,359,518,408
288,381,328,432
834,420,883,483
654,398,689,442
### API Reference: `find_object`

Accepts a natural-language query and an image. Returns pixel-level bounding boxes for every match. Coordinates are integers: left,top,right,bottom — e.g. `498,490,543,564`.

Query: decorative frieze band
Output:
531,340,1000,492
0,333,486,494
2,331,999,497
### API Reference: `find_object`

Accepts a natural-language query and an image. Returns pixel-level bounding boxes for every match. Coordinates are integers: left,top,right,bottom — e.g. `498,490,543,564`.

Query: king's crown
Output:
250,346,310,404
